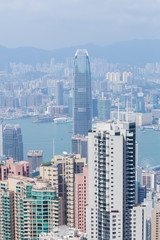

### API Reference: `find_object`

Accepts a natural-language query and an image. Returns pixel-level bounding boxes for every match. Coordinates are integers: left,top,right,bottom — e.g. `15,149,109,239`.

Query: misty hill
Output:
0,39,160,69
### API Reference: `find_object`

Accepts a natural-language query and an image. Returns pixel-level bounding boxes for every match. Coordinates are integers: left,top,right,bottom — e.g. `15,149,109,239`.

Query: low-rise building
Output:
0,158,29,180
39,226,87,240
136,113,153,126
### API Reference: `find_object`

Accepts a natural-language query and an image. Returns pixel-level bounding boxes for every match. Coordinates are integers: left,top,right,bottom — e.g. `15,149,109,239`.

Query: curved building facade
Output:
73,49,92,136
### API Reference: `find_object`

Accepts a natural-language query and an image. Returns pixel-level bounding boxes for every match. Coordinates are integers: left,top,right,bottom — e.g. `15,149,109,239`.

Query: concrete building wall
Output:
72,135,88,162
131,205,146,240
40,154,87,227
142,171,155,190
151,193,160,240
40,164,58,191
86,121,136,240
0,158,29,180
27,150,43,173
75,166,88,233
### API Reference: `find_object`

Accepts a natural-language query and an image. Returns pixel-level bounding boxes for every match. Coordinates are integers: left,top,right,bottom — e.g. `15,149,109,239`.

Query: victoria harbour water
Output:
6,117,73,162
5,117,160,168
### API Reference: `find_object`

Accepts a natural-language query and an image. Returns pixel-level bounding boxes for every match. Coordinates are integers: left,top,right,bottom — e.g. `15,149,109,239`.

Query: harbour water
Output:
6,117,73,162
5,117,160,168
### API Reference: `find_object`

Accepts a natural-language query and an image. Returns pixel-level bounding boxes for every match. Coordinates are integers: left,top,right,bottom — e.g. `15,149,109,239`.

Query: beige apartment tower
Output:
40,153,86,227
152,193,160,240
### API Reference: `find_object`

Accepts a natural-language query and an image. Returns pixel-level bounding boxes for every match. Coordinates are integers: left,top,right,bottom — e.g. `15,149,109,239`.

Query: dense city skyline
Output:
0,1,160,238
0,45,159,239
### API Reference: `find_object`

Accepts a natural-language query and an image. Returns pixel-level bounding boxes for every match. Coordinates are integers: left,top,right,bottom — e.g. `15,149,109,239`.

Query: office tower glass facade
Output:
73,49,92,136
72,135,88,161
3,124,23,162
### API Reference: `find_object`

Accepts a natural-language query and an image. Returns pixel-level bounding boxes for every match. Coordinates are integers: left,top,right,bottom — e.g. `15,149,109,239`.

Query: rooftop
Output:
39,225,87,240
75,49,88,57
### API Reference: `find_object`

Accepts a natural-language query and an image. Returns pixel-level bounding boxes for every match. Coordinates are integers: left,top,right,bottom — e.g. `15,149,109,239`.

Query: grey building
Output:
27,150,43,176
73,49,92,136
3,124,23,162
72,135,88,162
92,98,98,118
56,80,63,105
136,93,145,113
97,98,110,120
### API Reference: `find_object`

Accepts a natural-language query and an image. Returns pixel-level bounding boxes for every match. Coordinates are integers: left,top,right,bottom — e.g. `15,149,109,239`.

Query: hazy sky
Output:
0,0,160,49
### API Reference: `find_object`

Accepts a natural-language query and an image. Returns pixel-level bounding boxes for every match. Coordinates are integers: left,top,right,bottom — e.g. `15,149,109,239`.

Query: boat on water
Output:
32,116,53,123
53,117,72,124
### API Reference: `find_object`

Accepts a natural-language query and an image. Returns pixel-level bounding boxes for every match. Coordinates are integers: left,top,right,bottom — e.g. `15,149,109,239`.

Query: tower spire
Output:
118,98,120,122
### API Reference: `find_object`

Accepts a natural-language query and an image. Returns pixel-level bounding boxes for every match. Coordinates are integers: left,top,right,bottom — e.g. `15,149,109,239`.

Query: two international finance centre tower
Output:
73,49,92,136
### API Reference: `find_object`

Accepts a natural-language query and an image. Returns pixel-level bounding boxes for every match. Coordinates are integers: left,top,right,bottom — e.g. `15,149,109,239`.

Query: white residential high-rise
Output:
86,121,136,240
106,72,121,83
131,205,146,240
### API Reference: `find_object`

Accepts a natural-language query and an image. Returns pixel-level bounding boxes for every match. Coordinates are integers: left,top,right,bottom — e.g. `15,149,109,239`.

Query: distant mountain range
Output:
1,39,160,69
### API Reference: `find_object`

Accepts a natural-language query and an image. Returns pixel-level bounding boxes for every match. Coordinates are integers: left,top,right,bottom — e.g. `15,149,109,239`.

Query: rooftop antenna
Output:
131,86,133,111
118,98,120,122
126,99,129,122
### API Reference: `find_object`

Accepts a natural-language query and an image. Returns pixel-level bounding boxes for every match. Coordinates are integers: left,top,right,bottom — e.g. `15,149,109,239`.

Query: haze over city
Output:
0,1,160,240
0,0,160,49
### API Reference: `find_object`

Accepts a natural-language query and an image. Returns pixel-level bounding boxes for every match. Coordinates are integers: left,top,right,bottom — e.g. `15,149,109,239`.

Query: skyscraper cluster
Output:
0,49,154,239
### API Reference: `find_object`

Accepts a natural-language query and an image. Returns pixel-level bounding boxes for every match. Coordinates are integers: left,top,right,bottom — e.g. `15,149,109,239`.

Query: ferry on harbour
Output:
53,117,72,124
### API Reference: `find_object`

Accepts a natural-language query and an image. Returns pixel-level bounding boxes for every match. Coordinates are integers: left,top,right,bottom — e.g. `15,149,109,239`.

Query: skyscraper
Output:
73,49,92,136
3,124,23,162
86,121,136,240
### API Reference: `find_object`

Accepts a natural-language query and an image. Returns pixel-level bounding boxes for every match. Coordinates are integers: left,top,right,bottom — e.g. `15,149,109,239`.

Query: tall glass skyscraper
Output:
3,124,23,161
73,49,92,136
